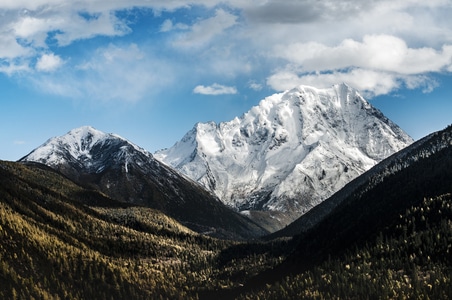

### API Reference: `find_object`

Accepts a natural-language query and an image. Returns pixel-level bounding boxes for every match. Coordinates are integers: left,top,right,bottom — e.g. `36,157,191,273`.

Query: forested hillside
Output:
239,193,452,299
1,126,451,299
0,161,289,299
234,125,452,298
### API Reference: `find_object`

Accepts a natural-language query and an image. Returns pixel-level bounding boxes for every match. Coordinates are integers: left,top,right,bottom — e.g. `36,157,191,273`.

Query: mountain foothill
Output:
1,84,451,299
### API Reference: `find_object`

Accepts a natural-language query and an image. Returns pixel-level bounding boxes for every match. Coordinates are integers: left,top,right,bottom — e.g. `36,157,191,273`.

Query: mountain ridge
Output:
19,126,268,239
155,83,413,230
269,124,452,239
3,118,452,298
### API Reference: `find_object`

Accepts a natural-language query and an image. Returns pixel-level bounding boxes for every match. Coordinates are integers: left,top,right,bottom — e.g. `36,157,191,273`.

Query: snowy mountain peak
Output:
57,126,112,157
155,84,414,230
19,126,268,239
20,126,152,173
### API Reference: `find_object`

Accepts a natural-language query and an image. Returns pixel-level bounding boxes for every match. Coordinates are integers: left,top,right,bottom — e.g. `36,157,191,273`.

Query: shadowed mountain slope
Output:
19,126,267,239
228,125,452,299
271,124,452,239
0,160,290,299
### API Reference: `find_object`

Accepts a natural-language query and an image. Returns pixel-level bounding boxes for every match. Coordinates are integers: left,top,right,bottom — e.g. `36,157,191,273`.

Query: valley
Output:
0,160,290,299
1,86,451,299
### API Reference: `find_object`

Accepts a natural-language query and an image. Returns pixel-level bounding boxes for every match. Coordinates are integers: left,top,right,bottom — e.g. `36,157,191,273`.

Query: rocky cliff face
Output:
155,84,413,230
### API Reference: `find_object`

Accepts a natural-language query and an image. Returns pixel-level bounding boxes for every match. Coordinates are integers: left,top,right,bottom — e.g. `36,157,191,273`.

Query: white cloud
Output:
12,15,54,48
0,61,31,75
1,0,452,100
173,8,238,48
0,32,33,59
267,34,452,97
274,35,452,75
36,53,63,72
54,12,131,46
31,43,174,102
267,69,440,98
193,83,237,95
160,19,189,32
268,69,402,97
3,3,136,49
248,81,263,91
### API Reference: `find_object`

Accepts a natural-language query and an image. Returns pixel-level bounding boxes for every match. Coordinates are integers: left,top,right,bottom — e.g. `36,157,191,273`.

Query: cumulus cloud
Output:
267,34,452,97
274,35,452,74
8,7,131,48
54,12,131,46
12,14,53,48
0,29,33,62
193,83,237,95
1,0,452,101
267,70,397,97
36,53,63,72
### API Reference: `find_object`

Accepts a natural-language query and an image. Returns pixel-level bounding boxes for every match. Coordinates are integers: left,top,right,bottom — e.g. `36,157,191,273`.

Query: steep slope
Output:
19,126,267,239
156,83,413,230
240,193,452,299
0,160,290,299
224,125,452,299
271,124,452,239
0,160,195,299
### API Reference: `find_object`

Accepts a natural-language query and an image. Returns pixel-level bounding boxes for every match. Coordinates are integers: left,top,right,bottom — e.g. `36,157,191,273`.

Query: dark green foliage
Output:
272,124,452,239
0,160,287,299
1,125,452,299
238,194,452,299
235,124,452,299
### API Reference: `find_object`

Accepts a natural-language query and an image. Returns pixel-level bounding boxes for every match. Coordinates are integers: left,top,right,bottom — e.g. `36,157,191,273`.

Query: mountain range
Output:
19,126,266,239
237,124,452,299
155,83,413,230
2,82,451,298
20,83,414,233
2,122,451,298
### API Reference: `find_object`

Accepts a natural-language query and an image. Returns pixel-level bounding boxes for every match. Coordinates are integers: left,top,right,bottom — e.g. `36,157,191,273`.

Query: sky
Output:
1,0,452,161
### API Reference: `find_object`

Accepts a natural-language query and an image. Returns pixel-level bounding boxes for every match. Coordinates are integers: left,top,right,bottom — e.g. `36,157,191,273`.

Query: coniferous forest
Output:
1,126,452,299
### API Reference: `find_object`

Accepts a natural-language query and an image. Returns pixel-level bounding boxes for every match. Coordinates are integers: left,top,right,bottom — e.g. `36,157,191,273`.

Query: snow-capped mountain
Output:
21,126,152,176
155,83,414,230
271,124,452,239
20,126,267,239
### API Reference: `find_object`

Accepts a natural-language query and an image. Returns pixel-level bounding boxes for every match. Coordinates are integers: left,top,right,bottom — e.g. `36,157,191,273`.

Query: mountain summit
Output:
155,84,414,230
20,126,148,176
20,126,267,239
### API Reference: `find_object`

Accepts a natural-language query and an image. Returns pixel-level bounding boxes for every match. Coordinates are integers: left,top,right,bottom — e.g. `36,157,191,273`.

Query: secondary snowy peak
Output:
20,126,152,173
20,125,268,239
155,83,413,229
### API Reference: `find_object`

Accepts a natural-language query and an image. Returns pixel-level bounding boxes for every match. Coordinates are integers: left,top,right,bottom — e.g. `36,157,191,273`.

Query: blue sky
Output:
1,0,451,161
